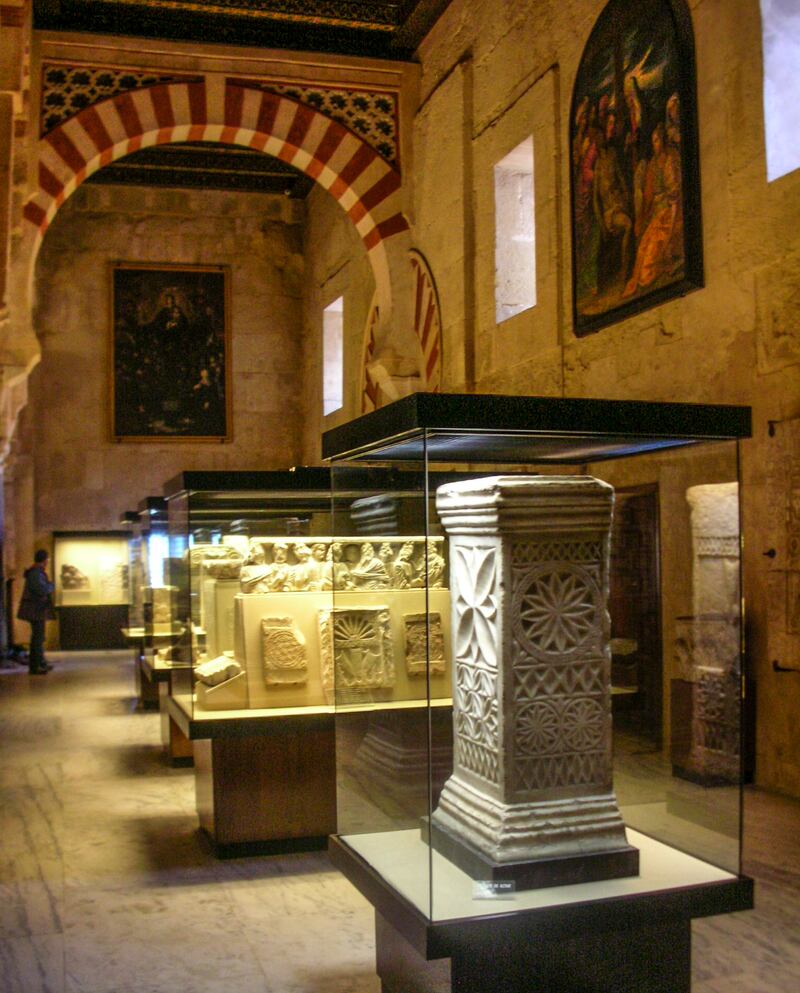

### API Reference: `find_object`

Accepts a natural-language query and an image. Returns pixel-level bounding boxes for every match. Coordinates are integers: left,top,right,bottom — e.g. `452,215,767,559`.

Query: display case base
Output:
329,833,753,993
159,682,193,766
424,818,639,889
135,659,159,710
202,832,330,860
376,910,690,993
189,716,336,856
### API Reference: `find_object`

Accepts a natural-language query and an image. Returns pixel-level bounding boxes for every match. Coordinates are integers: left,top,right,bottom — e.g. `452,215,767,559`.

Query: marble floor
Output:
0,651,798,993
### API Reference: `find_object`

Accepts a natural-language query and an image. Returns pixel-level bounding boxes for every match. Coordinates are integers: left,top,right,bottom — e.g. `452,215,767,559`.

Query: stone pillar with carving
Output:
431,476,637,889
677,483,741,784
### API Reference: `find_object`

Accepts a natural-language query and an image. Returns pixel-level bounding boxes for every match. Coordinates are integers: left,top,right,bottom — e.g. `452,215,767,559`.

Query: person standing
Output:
17,549,55,675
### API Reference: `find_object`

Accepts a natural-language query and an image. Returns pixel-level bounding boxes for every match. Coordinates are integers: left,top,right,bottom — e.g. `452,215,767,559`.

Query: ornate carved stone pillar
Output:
431,475,637,888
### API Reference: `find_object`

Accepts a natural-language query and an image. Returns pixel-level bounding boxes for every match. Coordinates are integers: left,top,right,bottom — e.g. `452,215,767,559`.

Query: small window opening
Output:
761,0,800,182
494,136,536,323
323,296,344,416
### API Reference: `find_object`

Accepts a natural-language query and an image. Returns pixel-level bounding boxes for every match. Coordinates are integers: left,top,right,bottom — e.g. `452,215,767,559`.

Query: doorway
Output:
609,486,662,746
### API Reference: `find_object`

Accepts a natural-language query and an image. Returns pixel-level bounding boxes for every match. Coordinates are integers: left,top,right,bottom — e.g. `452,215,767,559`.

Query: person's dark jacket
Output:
17,565,55,622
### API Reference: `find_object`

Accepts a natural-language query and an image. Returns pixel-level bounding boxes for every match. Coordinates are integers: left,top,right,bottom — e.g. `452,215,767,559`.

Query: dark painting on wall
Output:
570,0,702,336
111,263,230,441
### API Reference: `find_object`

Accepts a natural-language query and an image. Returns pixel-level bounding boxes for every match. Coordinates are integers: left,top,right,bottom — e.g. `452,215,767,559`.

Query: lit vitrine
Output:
324,394,753,993
53,531,131,649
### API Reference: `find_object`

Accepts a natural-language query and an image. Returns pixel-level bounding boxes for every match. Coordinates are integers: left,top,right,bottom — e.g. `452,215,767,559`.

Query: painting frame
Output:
569,0,703,337
110,262,231,443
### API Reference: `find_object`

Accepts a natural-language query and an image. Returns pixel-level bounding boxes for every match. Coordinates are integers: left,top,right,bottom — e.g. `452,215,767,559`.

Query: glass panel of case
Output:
53,532,131,607
326,395,749,923
164,468,386,725
134,498,173,666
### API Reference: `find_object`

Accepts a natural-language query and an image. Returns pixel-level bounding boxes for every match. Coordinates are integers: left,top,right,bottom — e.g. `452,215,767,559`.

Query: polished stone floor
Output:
0,651,799,993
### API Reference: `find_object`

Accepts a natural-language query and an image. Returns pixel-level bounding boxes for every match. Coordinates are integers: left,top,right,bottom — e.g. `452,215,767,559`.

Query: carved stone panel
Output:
261,616,308,686
404,612,445,676
319,606,395,692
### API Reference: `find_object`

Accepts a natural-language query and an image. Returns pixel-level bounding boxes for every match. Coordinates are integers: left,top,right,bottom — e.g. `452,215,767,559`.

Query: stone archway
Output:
20,78,408,314
3,75,413,459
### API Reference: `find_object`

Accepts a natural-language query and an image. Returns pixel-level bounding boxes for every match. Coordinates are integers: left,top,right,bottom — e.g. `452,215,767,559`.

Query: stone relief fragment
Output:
261,616,308,686
61,564,90,589
403,612,445,676
238,537,447,593
195,655,242,686
318,607,395,691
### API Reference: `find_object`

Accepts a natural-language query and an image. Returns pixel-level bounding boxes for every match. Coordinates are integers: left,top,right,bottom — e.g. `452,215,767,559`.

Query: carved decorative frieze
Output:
239,537,446,593
431,476,636,887
318,606,395,692
261,616,308,685
404,612,445,676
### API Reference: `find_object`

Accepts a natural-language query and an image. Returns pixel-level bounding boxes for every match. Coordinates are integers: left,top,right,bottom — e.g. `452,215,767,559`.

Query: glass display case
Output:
125,498,174,709
53,531,131,649
323,394,753,993
135,497,173,655
163,467,451,724
161,467,464,854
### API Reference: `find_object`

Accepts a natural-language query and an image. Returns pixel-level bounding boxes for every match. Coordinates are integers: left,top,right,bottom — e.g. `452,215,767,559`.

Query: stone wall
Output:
404,0,800,794
299,183,376,465
29,183,305,535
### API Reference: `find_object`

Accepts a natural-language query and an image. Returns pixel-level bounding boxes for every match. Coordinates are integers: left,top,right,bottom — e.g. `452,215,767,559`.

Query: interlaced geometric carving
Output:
456,739,499,784
452,543,499,783
515,752,606,791
453,545,498,668
696,535,739,558
511,562,601,659
513,659,605,698
41,64,197,135
515,697,604,759
511,539,603,564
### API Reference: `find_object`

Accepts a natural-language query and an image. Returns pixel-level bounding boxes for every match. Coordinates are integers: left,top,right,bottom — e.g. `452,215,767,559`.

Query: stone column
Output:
432,475,637,888
679,483,741,784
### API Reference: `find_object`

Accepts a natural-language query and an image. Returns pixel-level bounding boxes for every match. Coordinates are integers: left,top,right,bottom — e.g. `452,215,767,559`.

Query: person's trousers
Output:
28,618,45,672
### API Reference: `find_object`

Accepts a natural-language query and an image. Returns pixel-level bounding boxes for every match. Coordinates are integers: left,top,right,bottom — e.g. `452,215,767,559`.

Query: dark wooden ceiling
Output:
85,141,315,197
38,1,451,194
34,0,453,60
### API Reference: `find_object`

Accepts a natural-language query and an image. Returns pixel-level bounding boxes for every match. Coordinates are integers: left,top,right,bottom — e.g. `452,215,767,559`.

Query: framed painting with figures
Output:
570,0,703,336
110,262,231,441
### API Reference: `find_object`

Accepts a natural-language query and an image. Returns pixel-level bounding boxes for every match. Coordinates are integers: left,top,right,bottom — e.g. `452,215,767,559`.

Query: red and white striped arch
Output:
21,79,408,311
360,249,442,413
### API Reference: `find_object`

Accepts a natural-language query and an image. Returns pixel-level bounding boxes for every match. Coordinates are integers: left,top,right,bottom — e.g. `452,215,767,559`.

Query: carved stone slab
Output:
318,607,395,692
404,612,445,676
240,537,446,593
431,475,636,887
261,615,308,686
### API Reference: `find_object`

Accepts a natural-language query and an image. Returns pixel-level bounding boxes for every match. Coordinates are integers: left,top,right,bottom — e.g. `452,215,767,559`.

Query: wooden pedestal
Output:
135,657,160,710
168,698,336,858
159,682,193,766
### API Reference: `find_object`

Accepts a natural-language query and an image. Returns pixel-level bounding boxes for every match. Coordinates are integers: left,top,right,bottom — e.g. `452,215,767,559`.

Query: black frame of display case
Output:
323,393,753,993
53,529,132,650
321,392,752,463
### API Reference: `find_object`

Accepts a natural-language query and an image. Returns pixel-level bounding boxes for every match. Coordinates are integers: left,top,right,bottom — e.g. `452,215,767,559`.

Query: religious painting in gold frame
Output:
110,263,231,442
